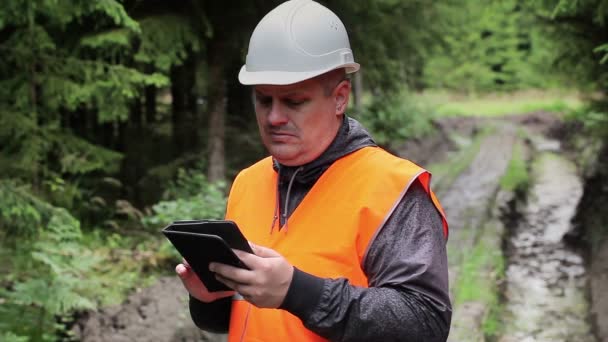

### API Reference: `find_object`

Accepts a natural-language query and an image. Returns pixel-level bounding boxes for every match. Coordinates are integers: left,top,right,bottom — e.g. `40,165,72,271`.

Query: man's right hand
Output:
176,259,235,302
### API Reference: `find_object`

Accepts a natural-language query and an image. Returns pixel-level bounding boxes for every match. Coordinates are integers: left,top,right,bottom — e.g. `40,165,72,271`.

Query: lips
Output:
268,131,295,142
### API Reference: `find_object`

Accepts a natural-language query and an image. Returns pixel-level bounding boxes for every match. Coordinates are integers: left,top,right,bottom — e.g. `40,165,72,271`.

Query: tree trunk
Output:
170,64,188,156
206,43,227,183
144,85,156,124
132,97,143,128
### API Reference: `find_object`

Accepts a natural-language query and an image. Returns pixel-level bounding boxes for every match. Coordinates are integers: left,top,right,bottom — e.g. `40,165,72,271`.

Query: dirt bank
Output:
72,277,225,342
571,144,608,341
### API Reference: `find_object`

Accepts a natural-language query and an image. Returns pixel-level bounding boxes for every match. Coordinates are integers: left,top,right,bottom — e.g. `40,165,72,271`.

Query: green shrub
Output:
357,91,437,147
142,167,227,228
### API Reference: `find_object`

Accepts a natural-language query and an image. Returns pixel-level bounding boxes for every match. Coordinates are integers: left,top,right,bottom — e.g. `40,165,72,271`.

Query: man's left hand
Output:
209,242,294,308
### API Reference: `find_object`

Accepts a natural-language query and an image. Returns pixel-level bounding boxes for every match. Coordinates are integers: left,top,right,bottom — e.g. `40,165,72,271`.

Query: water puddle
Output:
501,151,594,341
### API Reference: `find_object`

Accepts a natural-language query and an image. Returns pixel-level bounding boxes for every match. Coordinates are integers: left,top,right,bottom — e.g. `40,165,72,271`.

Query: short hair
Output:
317,68,348,97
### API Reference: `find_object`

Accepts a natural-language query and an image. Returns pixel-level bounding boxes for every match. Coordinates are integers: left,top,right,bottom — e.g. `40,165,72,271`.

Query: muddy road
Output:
440,114,604,341
500,150,591,341
73,112,607,342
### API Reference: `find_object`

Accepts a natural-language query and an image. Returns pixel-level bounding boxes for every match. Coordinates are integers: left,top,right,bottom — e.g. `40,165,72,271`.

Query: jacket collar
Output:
273,115,377,185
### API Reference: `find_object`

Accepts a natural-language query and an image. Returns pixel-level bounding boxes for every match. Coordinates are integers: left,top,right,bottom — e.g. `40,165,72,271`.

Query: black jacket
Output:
190,116,452,341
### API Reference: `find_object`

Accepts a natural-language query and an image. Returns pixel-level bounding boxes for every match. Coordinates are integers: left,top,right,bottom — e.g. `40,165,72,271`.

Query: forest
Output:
1,0,607,341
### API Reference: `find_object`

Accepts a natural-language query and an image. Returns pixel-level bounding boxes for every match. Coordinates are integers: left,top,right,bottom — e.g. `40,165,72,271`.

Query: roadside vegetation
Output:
426,127,493,195
420,90,583,118
454,221,506,338
500,138,530,192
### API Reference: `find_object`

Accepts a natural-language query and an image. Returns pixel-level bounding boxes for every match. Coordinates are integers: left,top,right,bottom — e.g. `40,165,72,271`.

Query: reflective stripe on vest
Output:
225,146,448,342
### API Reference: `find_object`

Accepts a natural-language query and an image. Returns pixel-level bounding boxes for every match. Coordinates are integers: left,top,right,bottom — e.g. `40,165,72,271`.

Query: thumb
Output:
176,263,191,279
250,242,280,258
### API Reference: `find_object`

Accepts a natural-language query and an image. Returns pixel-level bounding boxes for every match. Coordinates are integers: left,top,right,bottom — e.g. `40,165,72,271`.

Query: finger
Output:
210,262,254,284
249,243,281,258
176,263,236,302
176,264,204,295
182,259,191,268
233,249,261,266
176,264,204,291
176,263,191,278
215,290,237,298
215,273,241,291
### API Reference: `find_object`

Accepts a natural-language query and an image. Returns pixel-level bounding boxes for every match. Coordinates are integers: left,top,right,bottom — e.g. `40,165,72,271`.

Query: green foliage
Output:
143,167,228,228
567,104,608,140
330,0,445,92
0,332,29,342
0,181,93,340
0,0,168,199
518,0,608,138
0,180,161,341
135,15,203,72
420,90,582,117
141,167,229,264
454,221,505,338
80,28,132,51
0,181,48,239
424,0,554,92
357,91,436,147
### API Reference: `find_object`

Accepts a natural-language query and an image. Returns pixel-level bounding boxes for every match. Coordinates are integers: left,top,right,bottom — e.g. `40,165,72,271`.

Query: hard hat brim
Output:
238,63,360,86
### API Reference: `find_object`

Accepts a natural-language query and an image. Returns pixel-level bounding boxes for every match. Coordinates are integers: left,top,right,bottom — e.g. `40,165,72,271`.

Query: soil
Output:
500,151,592,341
72,112,608,342
72,277,225,342
571,146,608,342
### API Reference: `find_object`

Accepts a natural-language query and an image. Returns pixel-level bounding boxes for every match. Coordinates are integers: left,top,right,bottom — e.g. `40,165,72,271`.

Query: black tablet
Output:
168,220,253,253
162,220,253,292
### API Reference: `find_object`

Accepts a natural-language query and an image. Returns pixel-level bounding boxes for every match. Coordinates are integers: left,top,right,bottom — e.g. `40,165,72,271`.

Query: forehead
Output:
254,78,322,95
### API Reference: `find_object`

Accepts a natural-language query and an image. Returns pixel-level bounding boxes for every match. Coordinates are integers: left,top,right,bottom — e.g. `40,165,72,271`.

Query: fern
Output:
0,180,166,340
0,180,51,238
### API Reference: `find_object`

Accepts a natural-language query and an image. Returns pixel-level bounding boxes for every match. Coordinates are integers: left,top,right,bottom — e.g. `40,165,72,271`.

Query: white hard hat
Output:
239,0,360,85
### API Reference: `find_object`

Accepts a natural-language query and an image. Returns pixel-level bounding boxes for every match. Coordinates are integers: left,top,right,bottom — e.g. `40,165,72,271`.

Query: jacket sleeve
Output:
189,295,231,333
279,179,452,342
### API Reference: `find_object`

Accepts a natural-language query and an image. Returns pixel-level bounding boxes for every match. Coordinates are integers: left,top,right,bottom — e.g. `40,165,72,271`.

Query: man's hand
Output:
210,243,294,308
176,259,235,302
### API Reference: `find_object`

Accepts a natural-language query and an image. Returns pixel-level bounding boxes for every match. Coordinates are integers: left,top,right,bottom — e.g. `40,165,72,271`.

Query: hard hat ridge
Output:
239,0,360,85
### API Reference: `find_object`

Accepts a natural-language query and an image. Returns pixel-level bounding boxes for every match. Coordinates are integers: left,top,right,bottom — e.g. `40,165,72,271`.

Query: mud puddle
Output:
500,147,593,341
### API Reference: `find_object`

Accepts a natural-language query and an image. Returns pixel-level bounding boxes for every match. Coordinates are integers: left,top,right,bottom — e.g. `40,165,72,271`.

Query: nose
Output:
267,99,288,126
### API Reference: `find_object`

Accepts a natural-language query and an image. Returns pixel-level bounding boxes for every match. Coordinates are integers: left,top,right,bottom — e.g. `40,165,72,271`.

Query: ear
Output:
333,80,351,116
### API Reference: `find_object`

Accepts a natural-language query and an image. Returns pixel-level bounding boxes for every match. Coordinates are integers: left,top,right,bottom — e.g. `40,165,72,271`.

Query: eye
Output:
256,95,272,107
285,98,304,107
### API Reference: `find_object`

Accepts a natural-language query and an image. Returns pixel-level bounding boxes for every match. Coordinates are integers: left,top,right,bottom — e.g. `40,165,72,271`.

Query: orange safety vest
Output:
225,146,447,342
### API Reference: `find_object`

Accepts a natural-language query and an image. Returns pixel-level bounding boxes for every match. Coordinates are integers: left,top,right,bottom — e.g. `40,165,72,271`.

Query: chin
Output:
270,152,303,166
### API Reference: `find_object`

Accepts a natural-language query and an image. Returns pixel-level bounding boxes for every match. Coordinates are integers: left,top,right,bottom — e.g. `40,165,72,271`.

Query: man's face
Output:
253,76,348,166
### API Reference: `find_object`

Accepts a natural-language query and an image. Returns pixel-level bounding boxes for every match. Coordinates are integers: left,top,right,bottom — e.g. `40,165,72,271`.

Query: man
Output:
176,0,451,341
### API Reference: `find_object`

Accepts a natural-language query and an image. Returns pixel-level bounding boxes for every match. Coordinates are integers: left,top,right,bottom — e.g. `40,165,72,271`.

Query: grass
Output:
454,221,506,338
499,138,529,192
427,126,494,195
416,89,583,117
